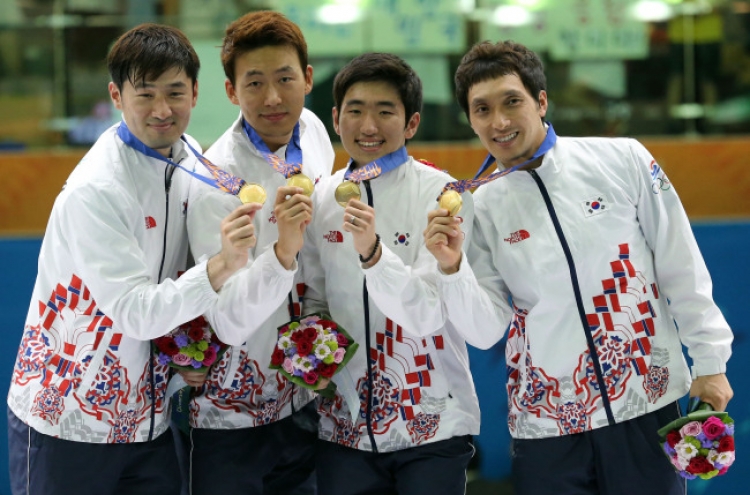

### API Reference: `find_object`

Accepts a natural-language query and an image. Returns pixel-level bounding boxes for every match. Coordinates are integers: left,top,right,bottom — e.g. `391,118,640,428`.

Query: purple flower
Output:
191,360,202,369
724,423,735,436
663,443,676,456
696,432,714,449
174,334,189,348
678,471,697,480
157,353,171,366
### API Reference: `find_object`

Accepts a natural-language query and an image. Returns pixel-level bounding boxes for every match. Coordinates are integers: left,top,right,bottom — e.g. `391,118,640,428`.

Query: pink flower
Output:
333,348,346,364
282,358,295,375
670,455,689,471
303,371,319,385
201,346,218,366
679,421,702,438
702,416,727,440
171,353,193,366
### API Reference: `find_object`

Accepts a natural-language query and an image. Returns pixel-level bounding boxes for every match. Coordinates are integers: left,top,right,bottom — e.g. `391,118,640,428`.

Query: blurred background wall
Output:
1,0,749,493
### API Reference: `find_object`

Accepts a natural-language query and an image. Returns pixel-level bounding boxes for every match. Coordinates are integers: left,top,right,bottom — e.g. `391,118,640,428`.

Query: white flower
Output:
315,344,332,360
278,335,292,350
674,440,699,460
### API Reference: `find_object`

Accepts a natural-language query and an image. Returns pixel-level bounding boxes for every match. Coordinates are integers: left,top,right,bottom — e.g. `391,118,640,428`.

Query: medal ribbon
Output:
242,119,302,179
343,146,409,183
116,121,247,196
440,123,557,196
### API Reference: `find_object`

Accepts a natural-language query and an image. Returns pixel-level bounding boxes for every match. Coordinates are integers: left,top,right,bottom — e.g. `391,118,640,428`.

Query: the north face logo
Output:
324,231,343,243
504,230,529,244
145,216,157,229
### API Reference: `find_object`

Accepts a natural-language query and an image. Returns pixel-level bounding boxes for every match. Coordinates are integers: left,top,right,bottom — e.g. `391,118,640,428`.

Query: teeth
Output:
359,141,382,148
497,133,517,143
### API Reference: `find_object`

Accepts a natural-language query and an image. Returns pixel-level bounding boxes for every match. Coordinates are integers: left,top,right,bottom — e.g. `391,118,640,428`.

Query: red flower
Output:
686,456,714,474
188,326,204,342
717,436,735,453
303,327,318,341
336,333,349,347
155,337,180,356
319,320,337,330
666,430,682,448
271,348,286,366
290,331,304,343
297,340,313,356
318,363,337,378
303,371,319,385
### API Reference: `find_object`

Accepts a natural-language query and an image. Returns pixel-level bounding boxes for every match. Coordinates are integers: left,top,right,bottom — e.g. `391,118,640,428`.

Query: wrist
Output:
439,253,462,275
359,234,381,264
274,241,296,270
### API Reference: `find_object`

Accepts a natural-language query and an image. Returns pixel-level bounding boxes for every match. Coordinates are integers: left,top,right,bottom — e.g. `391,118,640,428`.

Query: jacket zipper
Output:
362,180,379,452
528,169,615,426
149,164,176,441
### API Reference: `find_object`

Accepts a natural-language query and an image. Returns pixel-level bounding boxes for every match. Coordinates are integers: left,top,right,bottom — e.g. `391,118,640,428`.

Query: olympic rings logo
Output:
651,177,671,194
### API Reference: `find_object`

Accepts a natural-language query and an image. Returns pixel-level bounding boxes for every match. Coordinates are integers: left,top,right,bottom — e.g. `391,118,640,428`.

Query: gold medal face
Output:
287,173,315,196
438,190,462,216
238,183,267,205
334,181,361,207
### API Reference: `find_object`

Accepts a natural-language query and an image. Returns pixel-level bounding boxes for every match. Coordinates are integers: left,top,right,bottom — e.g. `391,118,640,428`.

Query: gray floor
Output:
466,478,515,495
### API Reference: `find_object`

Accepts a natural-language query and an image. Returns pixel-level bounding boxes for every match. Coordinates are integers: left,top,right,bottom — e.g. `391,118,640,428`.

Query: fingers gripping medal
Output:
287,173,315,196
438,190,462,216
335,180,361,207
238,183,267,205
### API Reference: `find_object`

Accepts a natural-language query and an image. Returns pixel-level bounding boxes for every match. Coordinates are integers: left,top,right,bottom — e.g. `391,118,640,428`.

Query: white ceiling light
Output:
492,5,533,27
630,1,673,22
316,4,363,24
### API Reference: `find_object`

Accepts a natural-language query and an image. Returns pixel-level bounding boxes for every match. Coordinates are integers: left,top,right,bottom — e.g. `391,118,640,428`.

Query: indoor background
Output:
0,0,748,493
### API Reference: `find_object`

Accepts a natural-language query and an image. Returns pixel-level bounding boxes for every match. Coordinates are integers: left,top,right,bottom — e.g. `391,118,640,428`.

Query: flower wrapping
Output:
658,399,736,480
269,313,358,395
152,315,230,372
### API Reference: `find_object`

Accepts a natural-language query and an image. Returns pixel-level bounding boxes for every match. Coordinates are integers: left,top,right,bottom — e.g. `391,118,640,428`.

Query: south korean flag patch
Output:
581,195,608,217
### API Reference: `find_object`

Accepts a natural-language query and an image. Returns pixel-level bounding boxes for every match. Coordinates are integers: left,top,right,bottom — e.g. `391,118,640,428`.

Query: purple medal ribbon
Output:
116,121,246,196
441,123,557,195
344,146,409,183
242,119,303,178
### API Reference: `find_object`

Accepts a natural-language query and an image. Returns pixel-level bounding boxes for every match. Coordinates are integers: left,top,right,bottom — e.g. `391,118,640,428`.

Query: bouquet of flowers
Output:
152,315,230,372
658,399,735,480
269,313,358,395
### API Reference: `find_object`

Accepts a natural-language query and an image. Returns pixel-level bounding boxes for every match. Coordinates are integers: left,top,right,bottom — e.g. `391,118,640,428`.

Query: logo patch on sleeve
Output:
581,195,608,217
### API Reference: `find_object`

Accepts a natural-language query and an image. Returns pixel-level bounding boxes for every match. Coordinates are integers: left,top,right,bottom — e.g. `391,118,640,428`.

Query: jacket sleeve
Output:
60,183,218,341
629,139,733,377
187,184,296,346
437,195,513,350
364,191,474,338
298,203,330,317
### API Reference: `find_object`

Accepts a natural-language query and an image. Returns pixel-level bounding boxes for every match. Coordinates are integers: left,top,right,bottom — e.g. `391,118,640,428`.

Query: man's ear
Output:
332,106,341,136
404,112,421,139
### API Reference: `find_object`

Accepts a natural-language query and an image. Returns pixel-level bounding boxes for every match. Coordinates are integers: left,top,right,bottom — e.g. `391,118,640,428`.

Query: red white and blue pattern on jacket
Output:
506,244,670,436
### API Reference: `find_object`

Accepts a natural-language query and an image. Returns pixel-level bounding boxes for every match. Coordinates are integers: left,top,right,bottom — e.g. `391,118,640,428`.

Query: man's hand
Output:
207,202,262,291
178,369,209,388
424,208,464,274
274,186,313,269
690,373,733,411
342,199,380,267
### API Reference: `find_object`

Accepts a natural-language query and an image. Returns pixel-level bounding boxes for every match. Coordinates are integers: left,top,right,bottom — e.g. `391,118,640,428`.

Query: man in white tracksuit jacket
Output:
182,11,334,495
300,53,479,495
6,24,258,495
425,40,734,495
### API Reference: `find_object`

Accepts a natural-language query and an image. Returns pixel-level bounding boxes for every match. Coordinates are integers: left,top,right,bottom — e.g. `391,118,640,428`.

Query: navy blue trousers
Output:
511,401,687,495
8,407,180,495
316,435,475,495
186,401,318,495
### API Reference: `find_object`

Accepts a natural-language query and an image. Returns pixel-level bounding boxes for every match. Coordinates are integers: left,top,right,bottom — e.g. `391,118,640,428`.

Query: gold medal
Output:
238,183,267,205
438,190,462,216
287,173,315,196
334,181,361,207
